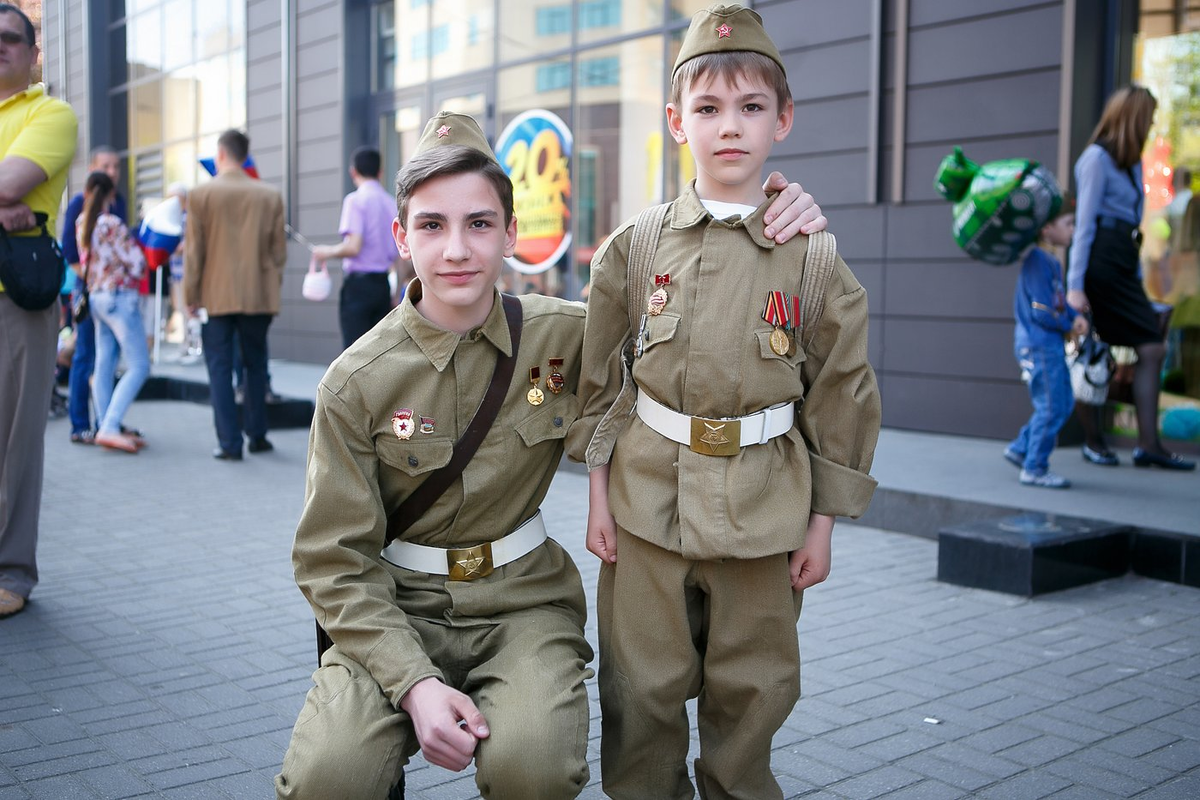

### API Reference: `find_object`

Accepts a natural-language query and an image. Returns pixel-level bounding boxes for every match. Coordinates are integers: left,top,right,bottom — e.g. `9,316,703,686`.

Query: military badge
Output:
547,358,565,394
391,408,415,440
527,367,545,406
419,416,435,434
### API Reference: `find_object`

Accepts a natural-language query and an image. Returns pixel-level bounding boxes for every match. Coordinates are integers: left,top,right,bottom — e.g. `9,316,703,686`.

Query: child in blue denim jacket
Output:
1005,203,1090,488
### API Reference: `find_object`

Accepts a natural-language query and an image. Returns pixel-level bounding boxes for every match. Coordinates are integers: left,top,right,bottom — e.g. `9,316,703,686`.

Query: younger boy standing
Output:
569,5,881,798
1005,201,1088,488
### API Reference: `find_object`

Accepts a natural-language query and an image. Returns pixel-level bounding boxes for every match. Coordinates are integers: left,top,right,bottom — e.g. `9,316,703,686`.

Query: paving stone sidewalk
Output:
2,400,1198,798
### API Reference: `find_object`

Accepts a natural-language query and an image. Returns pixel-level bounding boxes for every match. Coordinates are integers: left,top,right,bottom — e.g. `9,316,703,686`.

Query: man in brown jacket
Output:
185,129,287,460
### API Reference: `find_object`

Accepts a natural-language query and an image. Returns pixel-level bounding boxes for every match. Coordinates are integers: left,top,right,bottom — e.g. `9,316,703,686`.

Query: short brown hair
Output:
217,129,250,164
1089,85,1157,170
670,51,790,111
395,145,515,228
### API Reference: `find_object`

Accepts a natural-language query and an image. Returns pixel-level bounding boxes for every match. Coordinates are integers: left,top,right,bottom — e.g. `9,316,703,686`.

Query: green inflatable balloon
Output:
935,147,1063,265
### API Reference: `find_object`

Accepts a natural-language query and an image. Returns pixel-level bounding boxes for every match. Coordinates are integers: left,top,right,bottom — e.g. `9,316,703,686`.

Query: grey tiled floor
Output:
2,399,1198,798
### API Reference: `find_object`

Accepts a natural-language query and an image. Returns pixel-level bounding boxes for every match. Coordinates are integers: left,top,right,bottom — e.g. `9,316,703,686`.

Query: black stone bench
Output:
937,513,1133,596
137,375,314,429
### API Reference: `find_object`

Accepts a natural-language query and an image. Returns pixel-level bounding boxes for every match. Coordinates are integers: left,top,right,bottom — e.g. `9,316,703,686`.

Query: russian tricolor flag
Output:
199,155,259,179
138,195,184,271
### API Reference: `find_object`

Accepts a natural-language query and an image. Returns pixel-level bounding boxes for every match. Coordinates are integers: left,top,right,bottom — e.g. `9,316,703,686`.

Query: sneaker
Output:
1020,469,1071,489
1082,445,1119,466
1003,447,1025,468
70,429,96,445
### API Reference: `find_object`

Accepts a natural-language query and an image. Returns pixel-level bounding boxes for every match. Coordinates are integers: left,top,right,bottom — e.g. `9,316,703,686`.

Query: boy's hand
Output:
400,677,489,771
587,505,618,563
789,513,834,591
1071,315,1090,337
761,173,827,243
587,465,618,563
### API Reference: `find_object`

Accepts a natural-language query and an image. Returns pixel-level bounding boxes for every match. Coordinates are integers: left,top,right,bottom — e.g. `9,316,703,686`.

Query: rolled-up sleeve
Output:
796,259,881,519
292,382,442,708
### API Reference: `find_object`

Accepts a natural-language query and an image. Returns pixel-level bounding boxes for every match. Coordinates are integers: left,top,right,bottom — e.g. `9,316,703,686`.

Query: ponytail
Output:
79,171,116,260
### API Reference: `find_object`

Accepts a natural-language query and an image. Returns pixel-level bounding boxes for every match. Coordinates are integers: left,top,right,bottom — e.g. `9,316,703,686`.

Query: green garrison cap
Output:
413,111,498,163
672,4,786,79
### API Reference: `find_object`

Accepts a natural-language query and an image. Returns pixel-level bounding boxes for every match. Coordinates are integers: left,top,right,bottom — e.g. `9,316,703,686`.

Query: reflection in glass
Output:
573,38,666,298
373,1,397,91
500,0,567,62
668,0,713,23
578,0,660,45
431,0,494,79
163,69,197,141
163,140,198,187
131,80,163,149
128,8,163,81
195,55,232,134
162,0,194,72
379,105,423,187
197,0,234,60
389,0,430,88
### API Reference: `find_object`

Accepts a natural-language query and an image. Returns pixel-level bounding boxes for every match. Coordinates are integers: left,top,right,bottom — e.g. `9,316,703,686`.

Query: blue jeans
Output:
68,292,95,435
1009,345,1074,474
201,313,271,453
91,289,150,436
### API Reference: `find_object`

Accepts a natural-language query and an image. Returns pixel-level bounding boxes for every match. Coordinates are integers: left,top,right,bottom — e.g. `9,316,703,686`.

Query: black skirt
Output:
1084,227,1162,347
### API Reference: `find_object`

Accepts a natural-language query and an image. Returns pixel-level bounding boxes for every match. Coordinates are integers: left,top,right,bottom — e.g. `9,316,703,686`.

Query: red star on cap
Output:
716,23,732,38
436,125,451,138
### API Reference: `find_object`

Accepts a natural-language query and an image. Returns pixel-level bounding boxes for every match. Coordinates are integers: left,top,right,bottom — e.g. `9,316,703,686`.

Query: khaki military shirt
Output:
567,184,881,561
293,283,588,709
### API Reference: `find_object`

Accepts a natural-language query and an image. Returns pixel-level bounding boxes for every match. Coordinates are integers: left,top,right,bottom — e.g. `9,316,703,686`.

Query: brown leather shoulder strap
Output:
383,293,523,545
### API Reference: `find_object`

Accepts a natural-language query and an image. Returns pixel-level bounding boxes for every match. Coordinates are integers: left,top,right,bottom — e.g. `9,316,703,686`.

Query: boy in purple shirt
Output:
313,147,406,349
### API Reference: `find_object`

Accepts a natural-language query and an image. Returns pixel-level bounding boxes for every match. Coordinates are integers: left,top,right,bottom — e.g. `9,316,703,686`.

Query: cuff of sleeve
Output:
367,629,445,710
810,453,878,519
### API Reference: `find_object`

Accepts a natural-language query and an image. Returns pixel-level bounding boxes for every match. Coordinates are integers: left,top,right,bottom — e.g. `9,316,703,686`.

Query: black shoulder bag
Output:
0,212,67,311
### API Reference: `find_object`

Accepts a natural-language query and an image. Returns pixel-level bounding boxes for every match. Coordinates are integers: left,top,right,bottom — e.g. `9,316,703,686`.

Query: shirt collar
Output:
399,279,514,372
0,82,43,110
670,181,777,250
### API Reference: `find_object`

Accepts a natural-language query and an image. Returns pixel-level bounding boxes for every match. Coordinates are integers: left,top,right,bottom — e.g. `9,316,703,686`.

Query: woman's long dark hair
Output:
78,171,115,260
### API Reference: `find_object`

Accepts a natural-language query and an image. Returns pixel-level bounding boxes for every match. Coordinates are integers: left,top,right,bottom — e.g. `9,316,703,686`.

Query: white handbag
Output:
301,257,332,302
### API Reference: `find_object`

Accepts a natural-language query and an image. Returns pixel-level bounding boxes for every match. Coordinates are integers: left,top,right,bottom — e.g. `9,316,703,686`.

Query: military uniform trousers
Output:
276,607,593,800
598,527,804,800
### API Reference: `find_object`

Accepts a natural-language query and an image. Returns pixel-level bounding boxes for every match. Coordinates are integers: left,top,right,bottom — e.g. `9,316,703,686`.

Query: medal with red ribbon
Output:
648,273,670,316
791,294,802,340
763,291,792,356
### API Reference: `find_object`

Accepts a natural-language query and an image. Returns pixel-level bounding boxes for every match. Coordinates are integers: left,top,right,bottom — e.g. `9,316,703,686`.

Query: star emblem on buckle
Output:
716,23,732,38
455,555,487,578
699,422,731,453
436,125,452,138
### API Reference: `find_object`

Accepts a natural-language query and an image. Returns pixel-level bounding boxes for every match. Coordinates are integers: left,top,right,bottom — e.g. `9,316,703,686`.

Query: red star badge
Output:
716,23,732,38
436,125,451,138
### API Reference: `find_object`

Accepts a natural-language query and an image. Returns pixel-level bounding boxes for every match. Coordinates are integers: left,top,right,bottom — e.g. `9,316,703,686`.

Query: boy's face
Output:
392,171,517,332
1042,213,1075,248
666,70,793,205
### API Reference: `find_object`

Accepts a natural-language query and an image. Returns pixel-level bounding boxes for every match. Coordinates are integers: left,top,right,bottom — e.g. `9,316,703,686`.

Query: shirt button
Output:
553,416,563,427
408,456,419,467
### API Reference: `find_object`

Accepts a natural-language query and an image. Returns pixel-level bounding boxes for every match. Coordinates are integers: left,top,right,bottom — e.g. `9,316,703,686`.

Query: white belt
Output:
380,511,547,581
636,392,794,457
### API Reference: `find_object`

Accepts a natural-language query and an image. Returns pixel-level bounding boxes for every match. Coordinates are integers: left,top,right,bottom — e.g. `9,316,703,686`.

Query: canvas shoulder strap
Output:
626,203,671,331
798,230,838,350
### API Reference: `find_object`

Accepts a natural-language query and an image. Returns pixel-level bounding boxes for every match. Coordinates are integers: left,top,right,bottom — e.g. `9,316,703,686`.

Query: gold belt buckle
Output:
690,416,741,456
447,542,494,581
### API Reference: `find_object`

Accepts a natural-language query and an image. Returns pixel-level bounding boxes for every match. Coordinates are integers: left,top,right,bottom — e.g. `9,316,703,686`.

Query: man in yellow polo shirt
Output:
0,2,78,620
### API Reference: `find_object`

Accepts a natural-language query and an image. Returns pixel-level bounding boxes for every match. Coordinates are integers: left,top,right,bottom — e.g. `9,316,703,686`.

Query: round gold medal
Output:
770,327,791,356
527,387,545,406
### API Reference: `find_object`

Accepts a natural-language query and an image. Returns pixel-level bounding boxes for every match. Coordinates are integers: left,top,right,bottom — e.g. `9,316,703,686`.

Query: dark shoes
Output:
71,429,96,445
1003,447,1025,469
213,447,243,461
248,437,274,454
1082,445,1120,466
1132,449,1196,471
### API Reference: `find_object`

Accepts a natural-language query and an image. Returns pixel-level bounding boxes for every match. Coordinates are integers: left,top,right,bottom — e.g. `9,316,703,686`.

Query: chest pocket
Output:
638,312,680,356
376,436,454,477
515,393,580,447
756,328,807,369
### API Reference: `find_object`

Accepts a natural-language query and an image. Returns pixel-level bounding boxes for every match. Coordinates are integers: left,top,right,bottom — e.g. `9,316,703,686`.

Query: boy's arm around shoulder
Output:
797,248,881,520
292,377,443,708
565,219,638,470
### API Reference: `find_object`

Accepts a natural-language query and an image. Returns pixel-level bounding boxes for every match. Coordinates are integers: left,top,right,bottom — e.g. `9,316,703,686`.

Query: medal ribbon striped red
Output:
762,291,790,327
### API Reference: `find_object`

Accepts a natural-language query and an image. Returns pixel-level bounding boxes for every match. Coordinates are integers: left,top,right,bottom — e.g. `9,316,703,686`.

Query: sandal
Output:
120,425,147,449
94,432,140,454
70,430,96,445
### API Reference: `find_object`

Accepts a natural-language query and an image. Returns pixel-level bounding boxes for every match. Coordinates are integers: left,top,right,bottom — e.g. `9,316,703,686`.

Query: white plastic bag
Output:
302,257,332,302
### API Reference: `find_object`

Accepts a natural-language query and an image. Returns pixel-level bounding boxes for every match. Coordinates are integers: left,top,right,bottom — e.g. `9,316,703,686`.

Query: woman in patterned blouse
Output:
77,171,149,454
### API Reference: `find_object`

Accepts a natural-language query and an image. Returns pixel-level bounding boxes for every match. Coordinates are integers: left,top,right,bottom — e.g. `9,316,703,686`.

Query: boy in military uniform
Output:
276,112,826,799
568,5,882,798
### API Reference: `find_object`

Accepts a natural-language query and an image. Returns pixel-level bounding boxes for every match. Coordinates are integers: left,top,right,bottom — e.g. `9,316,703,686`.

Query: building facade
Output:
37,0,1200,441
